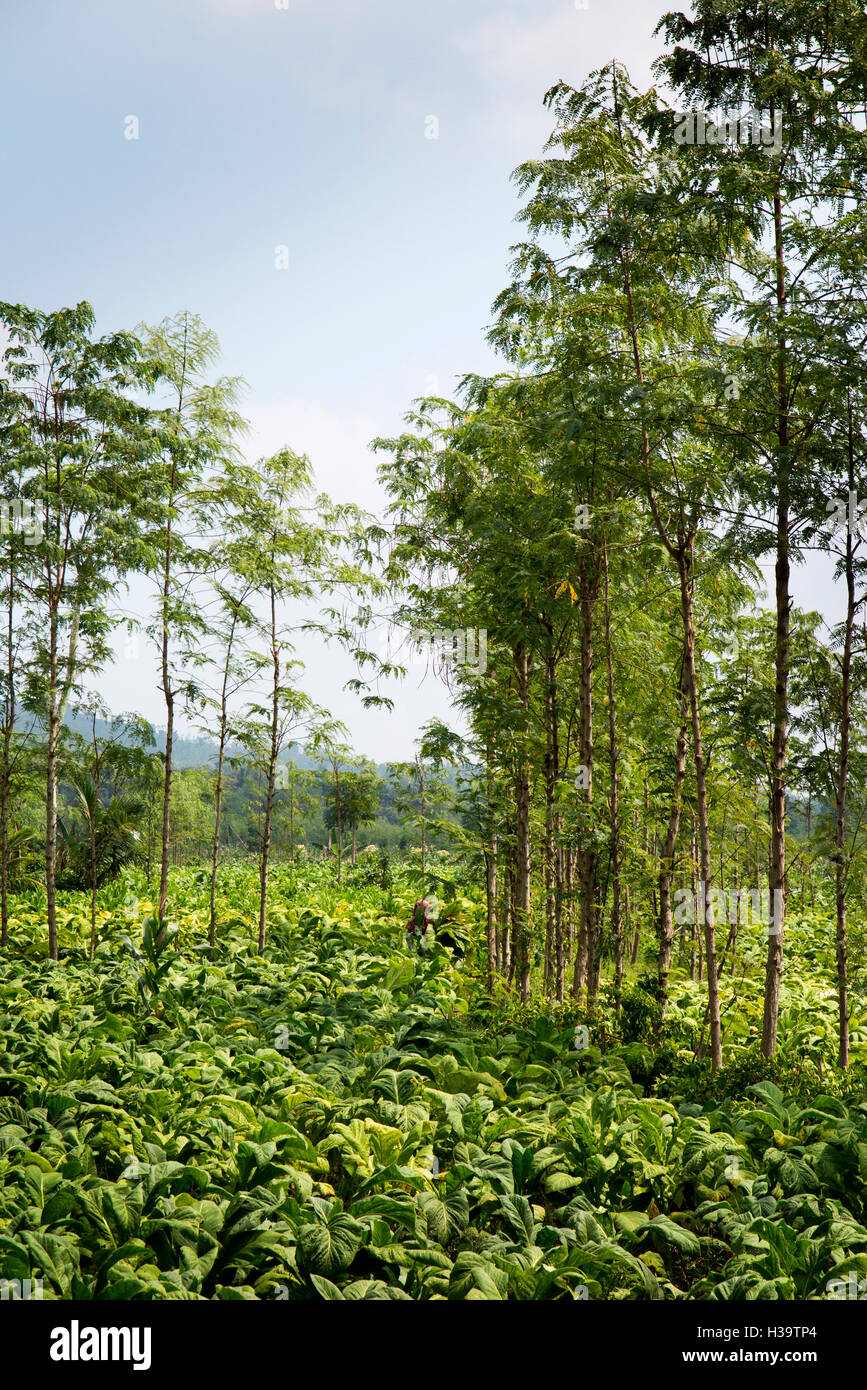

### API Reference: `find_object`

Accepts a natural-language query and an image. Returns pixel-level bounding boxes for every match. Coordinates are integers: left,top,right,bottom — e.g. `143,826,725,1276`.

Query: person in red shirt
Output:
405,899,434,952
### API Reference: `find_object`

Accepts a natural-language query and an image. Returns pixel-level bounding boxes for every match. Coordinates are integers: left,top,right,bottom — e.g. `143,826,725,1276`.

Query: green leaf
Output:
448,1252,508,1301
298,1213,361,1275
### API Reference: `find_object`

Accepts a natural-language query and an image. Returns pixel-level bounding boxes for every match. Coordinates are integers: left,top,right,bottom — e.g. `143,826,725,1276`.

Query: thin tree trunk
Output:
209,608,240,952
44,440,79,960
834,395,857,1069
46,609,60,962
731,827,739,979
208,718,227,952
573,556,599,1001
628,887,640,965
514,644,532,1001
334,761,343,885
602,542,623,1015
566,844,576,957
762,172,790,1059
502,844,513,980
690,826,698,982
157,322,191,924
485,750,498,986
485,839,498,986
554,834,565,1002
677,544,722,1069
414,754,426,888
258,582,279,953
543,648,559,995
158,610,174,924
658,659,689,1022
0,548,14,950
89,823,98,961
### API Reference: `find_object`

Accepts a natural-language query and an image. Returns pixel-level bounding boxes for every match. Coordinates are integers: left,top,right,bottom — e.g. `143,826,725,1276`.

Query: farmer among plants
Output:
405,896,465,958
405,898,435,952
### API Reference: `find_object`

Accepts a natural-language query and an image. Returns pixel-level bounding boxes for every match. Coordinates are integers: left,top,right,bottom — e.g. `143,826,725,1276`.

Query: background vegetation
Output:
2,0,867,1301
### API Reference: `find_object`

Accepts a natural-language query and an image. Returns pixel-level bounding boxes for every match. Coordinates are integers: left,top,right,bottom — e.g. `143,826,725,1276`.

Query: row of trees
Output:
0,305,405,957
372,1,867,1068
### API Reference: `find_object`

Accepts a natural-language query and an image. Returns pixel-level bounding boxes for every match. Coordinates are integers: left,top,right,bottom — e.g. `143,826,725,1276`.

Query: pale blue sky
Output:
1,0,840,757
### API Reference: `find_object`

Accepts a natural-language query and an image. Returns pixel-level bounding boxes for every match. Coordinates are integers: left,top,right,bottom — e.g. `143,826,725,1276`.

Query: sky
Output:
1,0,842,759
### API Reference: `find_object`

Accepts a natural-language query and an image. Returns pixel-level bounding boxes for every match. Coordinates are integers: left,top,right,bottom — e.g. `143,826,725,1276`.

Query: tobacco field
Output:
1,862,866,1301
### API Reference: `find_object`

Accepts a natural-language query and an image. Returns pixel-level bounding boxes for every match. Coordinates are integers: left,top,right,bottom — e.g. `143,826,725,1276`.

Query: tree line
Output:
371,2,867,1069
0,305,399,958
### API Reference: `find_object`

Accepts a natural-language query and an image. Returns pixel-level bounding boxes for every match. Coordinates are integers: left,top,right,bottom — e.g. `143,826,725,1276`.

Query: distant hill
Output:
56,711,336,771
54,711,459,780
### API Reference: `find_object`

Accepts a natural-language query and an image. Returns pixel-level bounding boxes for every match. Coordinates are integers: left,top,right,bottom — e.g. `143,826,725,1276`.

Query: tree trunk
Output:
485,838,498,987
543,648,559,996
501,842,513,980
677,543,722,1069
209,610,239,953
602,542,622,1015
485,749,499,984
258,583,279,953
834,396,857,1070
566,844,576,958
658,661,689,1021
762,175,791,1059
45,609,60,963
514,644,532,1001
628,887,640,965
0,548,14,951
209,733,227,953
731,827,739,979
417,756,426,887
689,826,698,981
334,761,343,885
89,825,98,962
573,556,599,1002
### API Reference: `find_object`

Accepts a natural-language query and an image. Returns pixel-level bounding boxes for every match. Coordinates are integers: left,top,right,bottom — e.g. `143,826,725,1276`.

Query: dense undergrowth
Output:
0,861,866,1300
